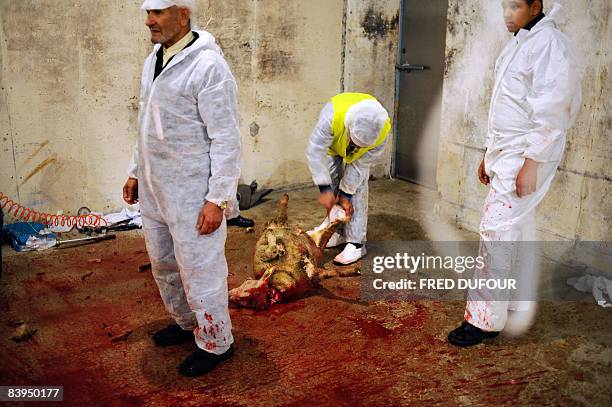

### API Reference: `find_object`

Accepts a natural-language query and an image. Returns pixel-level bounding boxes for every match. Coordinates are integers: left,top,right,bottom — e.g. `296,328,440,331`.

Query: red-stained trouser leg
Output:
465,149,561,332
144,212,234,355
173,218,233,355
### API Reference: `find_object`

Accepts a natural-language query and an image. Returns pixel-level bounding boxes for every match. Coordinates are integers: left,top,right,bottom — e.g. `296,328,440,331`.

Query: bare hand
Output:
319,190,336,212
338,195,354,219
478,159,490,186
123,178,139,204
196,201,223,235
516,158,538,198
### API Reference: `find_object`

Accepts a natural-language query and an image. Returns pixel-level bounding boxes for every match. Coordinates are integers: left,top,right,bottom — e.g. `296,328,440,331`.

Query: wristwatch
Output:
217,201,228,210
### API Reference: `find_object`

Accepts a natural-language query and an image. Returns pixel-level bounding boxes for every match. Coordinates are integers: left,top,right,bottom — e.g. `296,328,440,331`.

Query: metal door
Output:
394,0,449,188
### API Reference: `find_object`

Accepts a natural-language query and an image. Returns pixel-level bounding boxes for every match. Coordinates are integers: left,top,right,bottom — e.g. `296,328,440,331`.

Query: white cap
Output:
141,0,196,12
344,99,389,147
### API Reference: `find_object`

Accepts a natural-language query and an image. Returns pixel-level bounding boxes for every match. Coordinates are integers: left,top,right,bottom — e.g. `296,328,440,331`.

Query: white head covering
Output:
142,0,197,28
344,99,389,147
141,0,196,11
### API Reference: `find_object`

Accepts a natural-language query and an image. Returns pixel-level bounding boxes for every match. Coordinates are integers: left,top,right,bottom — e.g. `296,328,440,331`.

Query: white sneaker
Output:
333,243,366,265
326,232,346,248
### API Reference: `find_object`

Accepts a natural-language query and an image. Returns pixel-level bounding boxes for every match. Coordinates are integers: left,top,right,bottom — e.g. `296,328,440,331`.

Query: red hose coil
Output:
0,192,107,228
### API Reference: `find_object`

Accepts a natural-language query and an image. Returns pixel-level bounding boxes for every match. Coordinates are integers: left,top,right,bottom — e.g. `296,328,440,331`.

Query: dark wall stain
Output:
257,18,300,82
444,1,483,79
25,140,49,161
446,1,479,45
447,2,461,36
361,7,399,43
598,65,607,100
444,48,458,77
258,48,298,81
20,155,58,186
206,2,254,81
249,122,260,138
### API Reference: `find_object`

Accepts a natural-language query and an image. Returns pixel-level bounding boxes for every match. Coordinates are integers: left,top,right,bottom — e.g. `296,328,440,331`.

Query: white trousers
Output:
465,144,562,332
329,156,369,244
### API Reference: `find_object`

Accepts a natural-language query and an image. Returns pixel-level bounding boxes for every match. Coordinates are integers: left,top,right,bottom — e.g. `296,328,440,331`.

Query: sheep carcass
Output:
229,194,360,309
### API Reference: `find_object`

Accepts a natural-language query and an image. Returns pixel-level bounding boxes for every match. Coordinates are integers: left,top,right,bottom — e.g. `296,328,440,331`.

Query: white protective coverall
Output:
306,102,389,245
127,30,241,354
466,3,582,332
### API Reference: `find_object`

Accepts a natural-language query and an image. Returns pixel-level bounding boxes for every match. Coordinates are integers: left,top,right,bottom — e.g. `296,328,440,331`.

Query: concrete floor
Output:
1,180,611,406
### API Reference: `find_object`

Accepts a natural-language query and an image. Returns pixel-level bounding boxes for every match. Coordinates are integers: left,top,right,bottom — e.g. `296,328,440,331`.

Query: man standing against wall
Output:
448,0,582,346
123,0,240,376
306,93,391,265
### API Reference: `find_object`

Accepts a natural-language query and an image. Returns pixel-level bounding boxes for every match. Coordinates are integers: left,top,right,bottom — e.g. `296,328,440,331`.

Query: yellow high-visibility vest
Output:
328,93,391,164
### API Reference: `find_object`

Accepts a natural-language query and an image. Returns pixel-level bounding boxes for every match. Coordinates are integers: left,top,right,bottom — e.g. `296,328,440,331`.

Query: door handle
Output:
396,64,429,72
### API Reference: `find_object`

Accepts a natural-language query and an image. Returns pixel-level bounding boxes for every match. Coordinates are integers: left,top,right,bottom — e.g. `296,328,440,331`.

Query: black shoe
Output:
152,324,194,347
227,215,255,228
448,321,499,347
178,345,234,377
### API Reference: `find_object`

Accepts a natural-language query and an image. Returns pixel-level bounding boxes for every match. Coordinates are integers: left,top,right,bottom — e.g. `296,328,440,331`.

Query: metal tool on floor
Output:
81,219,140,236
55,234,117,249
77,207,140,236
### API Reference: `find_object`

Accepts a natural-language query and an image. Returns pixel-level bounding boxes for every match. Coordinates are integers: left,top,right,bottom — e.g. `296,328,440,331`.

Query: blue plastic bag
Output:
3,222,56,252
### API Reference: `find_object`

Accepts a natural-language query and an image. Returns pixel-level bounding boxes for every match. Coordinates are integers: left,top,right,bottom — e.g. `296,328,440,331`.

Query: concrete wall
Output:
437,0,611,241
344,0,400,178
1,1,149,215
0,0,400,216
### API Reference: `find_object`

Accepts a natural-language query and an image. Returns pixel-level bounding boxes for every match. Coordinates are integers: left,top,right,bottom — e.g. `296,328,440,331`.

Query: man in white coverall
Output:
448,0,582,347
306,93,391,265
122,0,240,375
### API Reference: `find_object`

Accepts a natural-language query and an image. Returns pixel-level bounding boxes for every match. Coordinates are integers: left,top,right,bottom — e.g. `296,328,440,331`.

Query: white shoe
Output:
326,232,346,248
333,243,366,265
